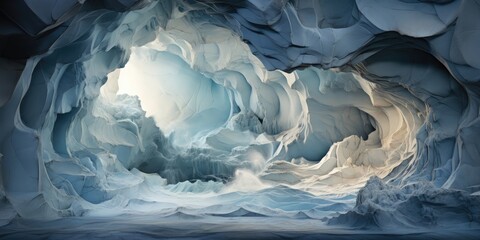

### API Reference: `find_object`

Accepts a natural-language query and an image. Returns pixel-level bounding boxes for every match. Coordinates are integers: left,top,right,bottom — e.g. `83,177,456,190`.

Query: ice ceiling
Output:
1,0,480,238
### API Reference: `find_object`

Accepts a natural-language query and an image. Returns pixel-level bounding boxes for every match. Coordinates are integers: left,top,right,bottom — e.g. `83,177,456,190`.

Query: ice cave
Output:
0,0,480,239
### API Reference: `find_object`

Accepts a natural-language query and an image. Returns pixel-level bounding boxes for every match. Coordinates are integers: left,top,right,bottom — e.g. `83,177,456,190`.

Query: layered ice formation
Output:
0,0,480,238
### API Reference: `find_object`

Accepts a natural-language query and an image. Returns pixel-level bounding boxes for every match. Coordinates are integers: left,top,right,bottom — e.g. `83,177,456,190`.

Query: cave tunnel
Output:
0,0,480,239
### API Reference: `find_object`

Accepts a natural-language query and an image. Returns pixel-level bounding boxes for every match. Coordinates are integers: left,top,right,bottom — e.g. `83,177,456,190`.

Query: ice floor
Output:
2,215,480,240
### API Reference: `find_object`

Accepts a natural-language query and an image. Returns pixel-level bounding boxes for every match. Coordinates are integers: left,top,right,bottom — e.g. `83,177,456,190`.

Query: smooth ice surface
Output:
0,0,480,238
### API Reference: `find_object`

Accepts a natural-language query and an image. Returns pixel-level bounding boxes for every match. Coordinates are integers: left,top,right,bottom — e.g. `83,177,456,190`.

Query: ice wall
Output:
0,0,479,232
212,0,480,191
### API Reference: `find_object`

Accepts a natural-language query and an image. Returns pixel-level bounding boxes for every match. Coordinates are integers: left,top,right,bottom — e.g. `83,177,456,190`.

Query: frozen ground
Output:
2,215,480,240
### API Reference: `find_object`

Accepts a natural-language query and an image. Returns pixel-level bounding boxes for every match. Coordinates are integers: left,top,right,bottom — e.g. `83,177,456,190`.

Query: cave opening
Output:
85,20,387,192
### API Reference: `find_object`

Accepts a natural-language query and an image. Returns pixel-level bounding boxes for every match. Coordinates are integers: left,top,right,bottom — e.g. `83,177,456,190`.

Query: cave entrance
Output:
101,45,233,147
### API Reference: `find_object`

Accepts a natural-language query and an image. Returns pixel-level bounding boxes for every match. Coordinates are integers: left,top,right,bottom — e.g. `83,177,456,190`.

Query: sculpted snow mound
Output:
329,176,480,229
0,0,479,234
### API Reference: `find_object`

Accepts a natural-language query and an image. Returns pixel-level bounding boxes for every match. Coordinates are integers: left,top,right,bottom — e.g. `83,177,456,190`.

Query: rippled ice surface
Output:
2,215,480,239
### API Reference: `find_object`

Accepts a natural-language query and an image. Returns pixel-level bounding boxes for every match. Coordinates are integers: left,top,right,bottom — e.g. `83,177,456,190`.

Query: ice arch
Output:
0,0,479,235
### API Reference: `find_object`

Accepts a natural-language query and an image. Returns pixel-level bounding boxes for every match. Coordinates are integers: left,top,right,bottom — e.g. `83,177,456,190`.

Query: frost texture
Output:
329,177,480,229
0,0,480,236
